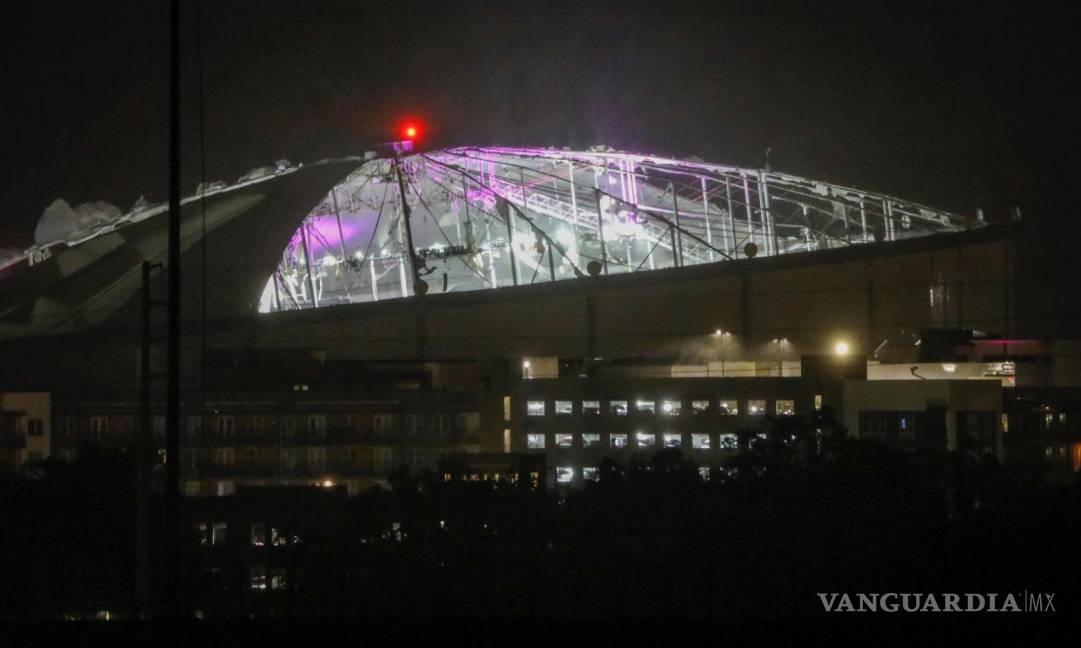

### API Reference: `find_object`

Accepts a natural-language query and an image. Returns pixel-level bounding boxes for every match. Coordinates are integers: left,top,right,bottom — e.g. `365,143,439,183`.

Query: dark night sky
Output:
3,0,1077,312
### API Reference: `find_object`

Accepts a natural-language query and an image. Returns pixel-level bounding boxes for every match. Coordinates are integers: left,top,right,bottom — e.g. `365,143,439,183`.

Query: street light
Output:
834,341,849,355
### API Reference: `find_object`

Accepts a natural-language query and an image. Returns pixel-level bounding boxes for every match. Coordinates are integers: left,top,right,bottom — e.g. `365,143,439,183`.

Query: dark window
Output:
860,411,924,444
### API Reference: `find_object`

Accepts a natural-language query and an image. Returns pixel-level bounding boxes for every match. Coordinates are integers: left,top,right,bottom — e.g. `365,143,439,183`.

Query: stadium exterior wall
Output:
243,224,1015,365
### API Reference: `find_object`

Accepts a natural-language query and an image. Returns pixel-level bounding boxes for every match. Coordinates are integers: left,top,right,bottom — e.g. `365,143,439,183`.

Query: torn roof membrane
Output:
257,147,975,314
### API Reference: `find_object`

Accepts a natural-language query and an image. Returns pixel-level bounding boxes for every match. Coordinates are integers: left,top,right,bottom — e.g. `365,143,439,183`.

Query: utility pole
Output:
392,148,428,363
164,0,182,619
136,261,164,619
392,150,425,296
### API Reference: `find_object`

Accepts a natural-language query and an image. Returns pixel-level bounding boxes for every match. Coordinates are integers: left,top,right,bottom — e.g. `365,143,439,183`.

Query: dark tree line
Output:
2,413,1080,620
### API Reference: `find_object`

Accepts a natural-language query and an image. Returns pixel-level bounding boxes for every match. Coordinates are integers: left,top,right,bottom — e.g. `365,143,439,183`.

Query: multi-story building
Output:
183,485,350,618
509,374,812,484
45,381,481,496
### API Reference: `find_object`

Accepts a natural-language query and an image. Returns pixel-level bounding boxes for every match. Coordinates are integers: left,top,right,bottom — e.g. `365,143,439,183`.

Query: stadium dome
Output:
1,146,980,341
257,146,971,312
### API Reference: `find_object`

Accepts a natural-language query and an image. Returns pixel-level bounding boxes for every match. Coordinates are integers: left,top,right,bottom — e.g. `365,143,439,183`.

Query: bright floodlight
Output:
834,341,850,355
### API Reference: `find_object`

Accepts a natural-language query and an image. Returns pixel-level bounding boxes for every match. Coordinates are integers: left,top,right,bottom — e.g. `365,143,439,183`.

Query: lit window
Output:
698,467,711,481
527,401,546,417
814,394,823,411
718,434,739,451
691,400,709,414
250,566,267,590
610,433,628,449
582,401,601,415
609,400,628,416
215,481,235,497
89,417,108,440
374,414,395,436
217,415,235,437
661,400,681,416
718,400,738,415
270,567,288,591
554,401,573,415
899,414,916,441
663,433,682,448
636,432,656,448
751,432,767,448
503,396,511,422
555,434,574,448
581,433,600,448
748,400,766,415
527,433,546,449
251,523,267,547
582,466,599,481
211,522,228,546
306,415,324,439
636,400,656,415
556,466,575,483
691,434,711,449
775,400,795,416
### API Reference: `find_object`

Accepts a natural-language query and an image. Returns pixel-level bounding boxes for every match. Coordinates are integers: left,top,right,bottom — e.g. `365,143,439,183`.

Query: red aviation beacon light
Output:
393,120,422,154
